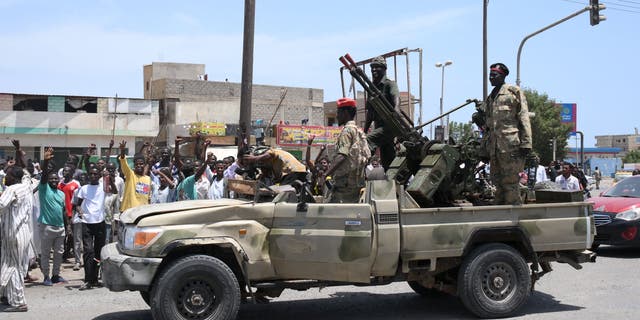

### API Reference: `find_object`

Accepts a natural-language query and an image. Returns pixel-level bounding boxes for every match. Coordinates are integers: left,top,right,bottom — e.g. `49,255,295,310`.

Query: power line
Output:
614,0,640,5
608,0,640,9
559,0,640,14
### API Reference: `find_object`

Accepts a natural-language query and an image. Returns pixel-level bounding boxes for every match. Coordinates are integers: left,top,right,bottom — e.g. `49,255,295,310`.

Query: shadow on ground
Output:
88,288,583,319
93,310,152,320
594,246,640,259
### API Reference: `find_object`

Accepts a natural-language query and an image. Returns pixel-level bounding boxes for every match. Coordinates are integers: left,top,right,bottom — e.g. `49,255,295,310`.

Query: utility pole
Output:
576,131,584,168
516,1,606,87
482,0,488,101
239,0,255,142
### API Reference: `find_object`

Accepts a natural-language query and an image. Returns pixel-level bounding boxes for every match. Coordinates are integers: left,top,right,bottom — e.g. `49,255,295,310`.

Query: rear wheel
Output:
458,243,531,318
150,255,241,320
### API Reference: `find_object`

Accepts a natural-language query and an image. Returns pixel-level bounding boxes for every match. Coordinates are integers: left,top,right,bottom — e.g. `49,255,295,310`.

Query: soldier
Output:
484,63,532,205
364,56,400,171
323,98,371,203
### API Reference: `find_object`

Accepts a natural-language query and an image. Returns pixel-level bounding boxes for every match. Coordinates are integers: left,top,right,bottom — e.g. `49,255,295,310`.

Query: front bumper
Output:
100,243,163,292
594,217,640,246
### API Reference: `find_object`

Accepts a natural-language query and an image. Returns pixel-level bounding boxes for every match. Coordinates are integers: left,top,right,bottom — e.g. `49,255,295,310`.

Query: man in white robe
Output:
0,166,33,312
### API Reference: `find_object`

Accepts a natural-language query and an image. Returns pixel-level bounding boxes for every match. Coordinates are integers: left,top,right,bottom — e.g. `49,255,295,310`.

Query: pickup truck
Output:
101,180,595,320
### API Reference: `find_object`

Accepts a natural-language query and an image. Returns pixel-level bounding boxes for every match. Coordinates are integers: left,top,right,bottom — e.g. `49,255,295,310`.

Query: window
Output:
12,96,47,111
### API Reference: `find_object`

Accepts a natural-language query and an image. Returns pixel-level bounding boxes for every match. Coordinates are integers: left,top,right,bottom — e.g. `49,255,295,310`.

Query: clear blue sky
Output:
0,0,636,147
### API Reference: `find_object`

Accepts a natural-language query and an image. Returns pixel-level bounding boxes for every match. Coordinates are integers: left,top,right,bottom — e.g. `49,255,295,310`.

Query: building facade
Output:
0,93,159,161
595,133,640,153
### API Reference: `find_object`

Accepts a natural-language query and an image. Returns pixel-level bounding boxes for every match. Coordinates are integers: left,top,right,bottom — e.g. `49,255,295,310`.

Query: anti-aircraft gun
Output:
339,54,487,207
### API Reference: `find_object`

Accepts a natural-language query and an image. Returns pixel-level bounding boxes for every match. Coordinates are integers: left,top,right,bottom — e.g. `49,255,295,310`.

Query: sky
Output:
0,0,637,147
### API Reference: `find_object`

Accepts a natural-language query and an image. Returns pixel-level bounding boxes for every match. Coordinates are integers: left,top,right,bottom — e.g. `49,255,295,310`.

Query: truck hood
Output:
119,199,252,224
588,196,640,213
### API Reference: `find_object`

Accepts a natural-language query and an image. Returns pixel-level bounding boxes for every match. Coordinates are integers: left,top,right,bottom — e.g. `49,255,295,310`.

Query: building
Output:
144,62,324,155
0,92,159,161
595,132,640,154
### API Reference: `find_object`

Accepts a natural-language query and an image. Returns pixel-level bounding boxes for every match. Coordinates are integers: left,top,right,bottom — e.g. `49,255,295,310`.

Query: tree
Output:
524,89,573,166
449,121,475,144
623,150,640,163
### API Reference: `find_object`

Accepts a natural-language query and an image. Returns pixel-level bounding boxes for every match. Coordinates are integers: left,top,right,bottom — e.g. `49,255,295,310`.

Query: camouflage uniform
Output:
330,120,370,203
484,83,532,205
366,76,399,170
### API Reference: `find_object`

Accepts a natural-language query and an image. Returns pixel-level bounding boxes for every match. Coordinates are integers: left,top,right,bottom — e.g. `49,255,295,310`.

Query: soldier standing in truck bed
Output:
484,63,532,205
324,98,370,203
363,56,400,171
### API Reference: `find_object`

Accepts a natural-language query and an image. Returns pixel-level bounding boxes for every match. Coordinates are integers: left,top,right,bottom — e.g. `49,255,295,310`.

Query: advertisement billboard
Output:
276,125,342,147
557,103,577,133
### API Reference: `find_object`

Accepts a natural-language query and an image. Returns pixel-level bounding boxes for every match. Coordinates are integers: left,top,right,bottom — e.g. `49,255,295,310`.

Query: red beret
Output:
337,97,356,108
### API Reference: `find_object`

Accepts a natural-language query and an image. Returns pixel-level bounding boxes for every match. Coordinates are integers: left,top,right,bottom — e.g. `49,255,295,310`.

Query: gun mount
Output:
339,54,487,207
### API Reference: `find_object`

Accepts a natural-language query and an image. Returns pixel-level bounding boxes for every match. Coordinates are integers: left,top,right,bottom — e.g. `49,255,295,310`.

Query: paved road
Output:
3,246,638,320
4,178,627,319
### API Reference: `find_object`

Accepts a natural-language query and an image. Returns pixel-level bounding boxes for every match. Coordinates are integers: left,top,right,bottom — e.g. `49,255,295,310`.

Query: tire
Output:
590,243,600,251
407,281,446,297
150,255,241,320
457,243,531,318
140,291,151,307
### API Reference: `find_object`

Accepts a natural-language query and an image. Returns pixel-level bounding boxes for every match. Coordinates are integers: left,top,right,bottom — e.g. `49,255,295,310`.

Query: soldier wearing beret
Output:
482,63,532,205
363,56,400,171
324,98,370,203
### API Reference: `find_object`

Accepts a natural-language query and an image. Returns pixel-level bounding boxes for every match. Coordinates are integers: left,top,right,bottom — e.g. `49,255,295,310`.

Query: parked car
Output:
588,175,640,248
585,175,596,186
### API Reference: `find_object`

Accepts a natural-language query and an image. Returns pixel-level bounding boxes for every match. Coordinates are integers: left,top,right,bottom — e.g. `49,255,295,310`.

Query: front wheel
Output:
458,243,531,318
151,255,241,320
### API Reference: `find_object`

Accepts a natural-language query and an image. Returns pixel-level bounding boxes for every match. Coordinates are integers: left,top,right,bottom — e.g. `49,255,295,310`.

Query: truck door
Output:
268,202,373,283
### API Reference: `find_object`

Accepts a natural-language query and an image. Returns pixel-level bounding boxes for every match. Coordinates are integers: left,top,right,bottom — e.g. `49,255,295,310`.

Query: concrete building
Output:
144,62,324,151
595,133,640,154
0,92,159,161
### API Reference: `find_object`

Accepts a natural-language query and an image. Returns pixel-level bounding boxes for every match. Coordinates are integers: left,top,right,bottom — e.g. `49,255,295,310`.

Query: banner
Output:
276,125,343,147
557,103,577,133
188,122,226,136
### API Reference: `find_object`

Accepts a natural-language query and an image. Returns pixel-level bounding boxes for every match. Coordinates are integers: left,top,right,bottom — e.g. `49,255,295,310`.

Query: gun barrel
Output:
415,99,479,130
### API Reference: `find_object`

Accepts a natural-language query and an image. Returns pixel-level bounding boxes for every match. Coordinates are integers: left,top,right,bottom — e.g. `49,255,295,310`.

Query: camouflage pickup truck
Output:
101,180,595,320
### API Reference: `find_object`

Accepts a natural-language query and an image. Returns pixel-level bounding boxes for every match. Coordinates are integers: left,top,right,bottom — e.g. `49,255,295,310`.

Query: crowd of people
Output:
0,136,257,312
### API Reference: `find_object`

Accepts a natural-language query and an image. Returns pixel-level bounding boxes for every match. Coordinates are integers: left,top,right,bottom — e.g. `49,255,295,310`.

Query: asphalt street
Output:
4,178,633,320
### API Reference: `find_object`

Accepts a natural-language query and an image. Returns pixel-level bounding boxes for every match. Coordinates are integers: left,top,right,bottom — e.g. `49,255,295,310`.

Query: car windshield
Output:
603,177,640,198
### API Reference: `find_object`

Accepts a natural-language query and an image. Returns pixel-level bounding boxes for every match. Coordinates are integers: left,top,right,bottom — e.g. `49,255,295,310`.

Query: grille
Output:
593,213,612,226
376,213,399,224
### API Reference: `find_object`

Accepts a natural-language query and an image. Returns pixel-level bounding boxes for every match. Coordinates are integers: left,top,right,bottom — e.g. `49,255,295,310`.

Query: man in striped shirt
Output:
0,165,34,312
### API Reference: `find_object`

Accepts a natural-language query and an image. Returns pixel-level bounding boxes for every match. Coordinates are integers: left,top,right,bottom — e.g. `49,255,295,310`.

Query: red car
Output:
588,175,640,248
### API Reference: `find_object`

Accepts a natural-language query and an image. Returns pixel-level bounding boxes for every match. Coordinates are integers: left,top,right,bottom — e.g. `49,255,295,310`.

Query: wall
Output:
154,79,324,127
144,62,205,99
0,94,14,111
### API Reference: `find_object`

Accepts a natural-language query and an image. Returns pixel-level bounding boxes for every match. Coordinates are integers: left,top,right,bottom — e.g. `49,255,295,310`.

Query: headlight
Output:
615,208,640,221
122,225,163,250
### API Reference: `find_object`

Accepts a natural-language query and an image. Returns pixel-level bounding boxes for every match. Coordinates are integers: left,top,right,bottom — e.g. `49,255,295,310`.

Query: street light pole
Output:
516,5,598,87
436,60,452,142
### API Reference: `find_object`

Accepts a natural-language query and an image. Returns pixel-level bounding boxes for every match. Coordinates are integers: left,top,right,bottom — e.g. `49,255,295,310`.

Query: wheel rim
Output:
481,262,516,301
176,277,219,319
